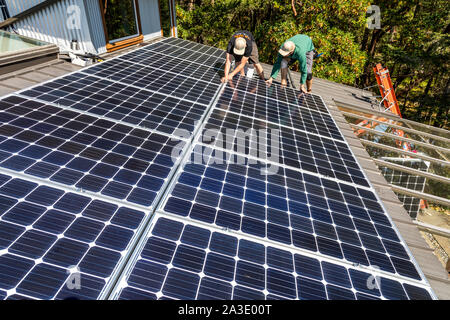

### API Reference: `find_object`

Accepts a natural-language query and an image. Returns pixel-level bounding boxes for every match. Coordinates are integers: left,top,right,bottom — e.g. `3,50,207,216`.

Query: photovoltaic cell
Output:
0,173,146,300
0,96,184,207
114,216,432,300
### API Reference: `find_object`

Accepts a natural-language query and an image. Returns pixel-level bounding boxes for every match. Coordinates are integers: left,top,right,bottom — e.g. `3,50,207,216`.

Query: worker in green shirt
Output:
266,34,315,93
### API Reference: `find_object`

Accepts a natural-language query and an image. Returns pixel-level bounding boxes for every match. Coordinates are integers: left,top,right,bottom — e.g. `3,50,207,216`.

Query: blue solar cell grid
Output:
161,147,423,281
0,173,146,300
157,37,227,59
0,96,184,207
78,60,219,106
0,36,435,300
217,82,341,139
199,108,369,186
225,76,330,114
116,50,224,83
115,216,432,300
21,74,207,136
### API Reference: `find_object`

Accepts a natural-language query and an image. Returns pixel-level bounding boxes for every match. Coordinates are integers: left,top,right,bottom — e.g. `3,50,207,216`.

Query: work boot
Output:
306,79,313,92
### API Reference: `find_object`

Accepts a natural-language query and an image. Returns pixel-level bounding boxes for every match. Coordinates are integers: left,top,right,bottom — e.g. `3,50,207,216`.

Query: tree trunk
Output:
360,28,370,51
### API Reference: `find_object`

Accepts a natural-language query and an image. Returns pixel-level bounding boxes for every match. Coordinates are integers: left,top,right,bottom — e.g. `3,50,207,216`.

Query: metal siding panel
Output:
3,0,99,54
83,0,106,54
138,0,162,41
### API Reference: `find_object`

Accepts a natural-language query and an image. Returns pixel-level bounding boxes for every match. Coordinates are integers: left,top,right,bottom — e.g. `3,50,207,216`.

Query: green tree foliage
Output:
177,0,369,84
176,0,449,128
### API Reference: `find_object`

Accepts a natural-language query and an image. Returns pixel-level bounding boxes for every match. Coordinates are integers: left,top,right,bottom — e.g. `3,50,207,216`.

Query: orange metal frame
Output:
355,64,412,152
373,63,402,117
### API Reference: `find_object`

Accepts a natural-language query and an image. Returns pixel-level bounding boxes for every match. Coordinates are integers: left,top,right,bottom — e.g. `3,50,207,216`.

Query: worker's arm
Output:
266,54,283,85
221,53,232,83
299,53,307,85
228,56,249,79
270,54,283,79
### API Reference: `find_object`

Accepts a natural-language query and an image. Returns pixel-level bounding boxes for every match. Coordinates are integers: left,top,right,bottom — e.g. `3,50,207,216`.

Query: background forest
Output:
176,0,449,129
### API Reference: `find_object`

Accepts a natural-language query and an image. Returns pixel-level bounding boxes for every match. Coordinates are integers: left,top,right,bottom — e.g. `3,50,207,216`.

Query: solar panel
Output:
0,172,147,300
217,83,341,138
132,45,226,70
0,96,185,207
156,147,425,282
379,158,429,218
0,37,436,300
111,215,432,300
157,37,227,58
79,60,220,106
225,76,330,114
199,108,368,186
20,74,207,135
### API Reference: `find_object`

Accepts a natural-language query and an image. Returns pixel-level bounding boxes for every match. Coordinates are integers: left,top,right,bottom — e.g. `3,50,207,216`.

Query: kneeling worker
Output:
221,30,265,82
266,34,315,93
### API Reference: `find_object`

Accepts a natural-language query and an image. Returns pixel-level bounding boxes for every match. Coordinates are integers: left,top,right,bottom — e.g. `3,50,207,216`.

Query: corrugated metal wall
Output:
2,0,101,54
1,0,46,16
0,0,167,54
83,0,106,53
138,0,162,41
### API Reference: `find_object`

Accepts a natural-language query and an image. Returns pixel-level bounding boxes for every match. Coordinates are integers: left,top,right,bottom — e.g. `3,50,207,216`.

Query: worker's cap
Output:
233,37,247,56
279,41,295,56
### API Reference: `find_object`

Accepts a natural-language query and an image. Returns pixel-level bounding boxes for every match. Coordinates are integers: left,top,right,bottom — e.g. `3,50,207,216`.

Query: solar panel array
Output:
0,37,435,300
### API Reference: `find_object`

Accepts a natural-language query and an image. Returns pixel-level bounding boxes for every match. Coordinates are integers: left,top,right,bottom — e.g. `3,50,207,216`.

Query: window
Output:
99,0,143,52
159,0,172,37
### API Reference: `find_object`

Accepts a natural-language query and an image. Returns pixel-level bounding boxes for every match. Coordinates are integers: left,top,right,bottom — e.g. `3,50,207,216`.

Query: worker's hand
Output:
265,78,273,86
280,79,287,88
227,74,234,81
299,84,307,93
221,77,228,83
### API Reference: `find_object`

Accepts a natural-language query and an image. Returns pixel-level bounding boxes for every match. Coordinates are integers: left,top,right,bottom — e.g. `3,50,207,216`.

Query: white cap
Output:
233,37,247,55
279,41,295,56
